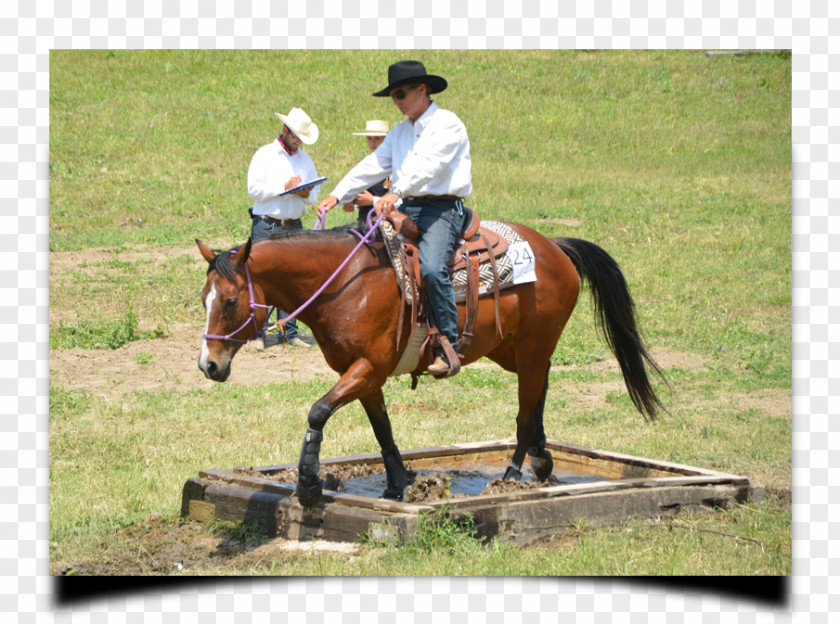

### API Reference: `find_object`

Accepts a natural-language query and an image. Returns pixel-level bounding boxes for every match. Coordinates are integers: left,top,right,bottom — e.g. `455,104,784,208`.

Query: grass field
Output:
49,50,791,577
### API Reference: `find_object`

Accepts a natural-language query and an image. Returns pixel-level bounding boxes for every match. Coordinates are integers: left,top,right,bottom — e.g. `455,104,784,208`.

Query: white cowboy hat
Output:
352,120,389,137
274,107,319,145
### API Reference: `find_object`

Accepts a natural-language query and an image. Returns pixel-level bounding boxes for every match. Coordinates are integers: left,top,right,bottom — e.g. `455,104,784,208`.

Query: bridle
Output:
202,262,275,344
203,209,383,345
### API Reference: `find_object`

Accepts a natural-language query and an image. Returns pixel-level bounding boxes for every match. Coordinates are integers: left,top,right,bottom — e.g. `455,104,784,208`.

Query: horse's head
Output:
196,238,268,382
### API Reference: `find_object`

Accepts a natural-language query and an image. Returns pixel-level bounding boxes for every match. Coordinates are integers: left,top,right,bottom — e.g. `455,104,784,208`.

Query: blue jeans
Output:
400,200,465,353
250,216,301,342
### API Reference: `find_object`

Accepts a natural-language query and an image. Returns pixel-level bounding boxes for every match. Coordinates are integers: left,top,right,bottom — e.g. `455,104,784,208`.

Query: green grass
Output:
49,50,791,576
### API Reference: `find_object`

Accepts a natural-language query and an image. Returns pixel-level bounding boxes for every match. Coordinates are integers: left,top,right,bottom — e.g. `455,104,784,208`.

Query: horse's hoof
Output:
381,487,404,501
295,475,323,507
529,449,554,482
502,465,522,481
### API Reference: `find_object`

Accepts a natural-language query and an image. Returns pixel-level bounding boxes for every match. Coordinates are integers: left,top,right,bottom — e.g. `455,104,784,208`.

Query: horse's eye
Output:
225,298,237,309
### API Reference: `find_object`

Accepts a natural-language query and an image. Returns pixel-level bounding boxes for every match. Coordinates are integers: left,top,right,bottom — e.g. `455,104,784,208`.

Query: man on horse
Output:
318,60,472,376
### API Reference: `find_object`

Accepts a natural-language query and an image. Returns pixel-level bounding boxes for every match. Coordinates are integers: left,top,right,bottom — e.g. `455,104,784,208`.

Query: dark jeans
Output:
250,215,301,342
399,199,465,353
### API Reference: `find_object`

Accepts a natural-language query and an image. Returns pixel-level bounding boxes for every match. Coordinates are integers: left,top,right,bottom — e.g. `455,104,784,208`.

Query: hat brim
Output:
372,75,448,97
275,113,319,145
351,132,388,136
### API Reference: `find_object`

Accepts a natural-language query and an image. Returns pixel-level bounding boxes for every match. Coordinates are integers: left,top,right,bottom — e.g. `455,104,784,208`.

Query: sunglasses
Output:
390,84,419,100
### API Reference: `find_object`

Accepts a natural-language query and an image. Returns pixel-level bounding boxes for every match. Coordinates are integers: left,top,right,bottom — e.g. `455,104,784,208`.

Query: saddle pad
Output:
380,219,533,304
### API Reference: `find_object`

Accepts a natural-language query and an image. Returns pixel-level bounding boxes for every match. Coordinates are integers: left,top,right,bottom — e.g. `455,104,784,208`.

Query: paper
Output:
279,176,328,197
505,240,538,285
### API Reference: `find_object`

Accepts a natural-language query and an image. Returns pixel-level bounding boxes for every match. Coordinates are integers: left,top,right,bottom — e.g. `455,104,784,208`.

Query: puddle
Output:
333,464,604,499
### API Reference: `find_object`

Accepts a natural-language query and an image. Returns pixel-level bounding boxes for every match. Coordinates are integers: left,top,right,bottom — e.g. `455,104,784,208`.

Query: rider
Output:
342,119,391,231
318,60,472,376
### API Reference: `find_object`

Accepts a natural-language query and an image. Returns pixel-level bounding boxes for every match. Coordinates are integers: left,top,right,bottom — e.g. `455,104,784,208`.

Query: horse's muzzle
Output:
199,358,231,382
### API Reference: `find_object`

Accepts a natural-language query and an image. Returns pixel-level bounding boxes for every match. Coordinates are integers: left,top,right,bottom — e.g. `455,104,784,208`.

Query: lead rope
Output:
271,209,384,337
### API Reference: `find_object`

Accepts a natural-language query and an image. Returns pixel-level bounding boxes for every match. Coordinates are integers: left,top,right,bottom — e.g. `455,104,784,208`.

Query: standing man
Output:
248,106,322,349
342,119,390,230
318,61,471,376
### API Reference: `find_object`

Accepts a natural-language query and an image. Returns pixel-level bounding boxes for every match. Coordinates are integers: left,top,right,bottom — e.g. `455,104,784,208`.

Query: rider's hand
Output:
317,196,339,219
374,192,400,217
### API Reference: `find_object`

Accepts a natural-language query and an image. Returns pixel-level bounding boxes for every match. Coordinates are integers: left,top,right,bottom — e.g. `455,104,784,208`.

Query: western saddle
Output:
385,207,507,379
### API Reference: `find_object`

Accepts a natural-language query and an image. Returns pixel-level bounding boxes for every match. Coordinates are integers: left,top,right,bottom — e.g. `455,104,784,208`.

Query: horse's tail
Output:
554,237,669,421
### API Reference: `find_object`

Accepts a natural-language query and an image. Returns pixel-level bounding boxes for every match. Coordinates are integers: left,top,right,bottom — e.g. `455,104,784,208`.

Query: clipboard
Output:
278,176,328,197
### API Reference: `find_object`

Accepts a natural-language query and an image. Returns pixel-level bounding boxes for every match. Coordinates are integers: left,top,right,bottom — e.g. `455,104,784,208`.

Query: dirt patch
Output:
49,325,337,400
49,244,198,276
529,218,583,228
54,515,359,576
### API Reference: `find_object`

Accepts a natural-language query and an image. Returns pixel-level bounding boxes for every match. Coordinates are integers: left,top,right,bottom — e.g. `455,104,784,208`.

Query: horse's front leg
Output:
359,389,407,501
295,358,382,507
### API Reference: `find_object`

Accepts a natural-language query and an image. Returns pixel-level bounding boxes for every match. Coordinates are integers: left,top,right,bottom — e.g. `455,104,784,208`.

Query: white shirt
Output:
247,139,320,219
331,102,472,205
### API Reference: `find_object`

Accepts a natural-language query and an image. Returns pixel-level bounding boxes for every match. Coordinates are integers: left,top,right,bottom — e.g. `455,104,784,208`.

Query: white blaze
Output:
199,283,217,369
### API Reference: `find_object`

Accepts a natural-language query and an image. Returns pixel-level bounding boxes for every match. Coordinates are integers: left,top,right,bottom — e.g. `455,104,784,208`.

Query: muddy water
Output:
335,463,604,500
238,459,606,503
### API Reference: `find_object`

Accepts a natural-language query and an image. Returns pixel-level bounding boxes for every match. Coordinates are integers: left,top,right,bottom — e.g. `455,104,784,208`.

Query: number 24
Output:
510,245,533,265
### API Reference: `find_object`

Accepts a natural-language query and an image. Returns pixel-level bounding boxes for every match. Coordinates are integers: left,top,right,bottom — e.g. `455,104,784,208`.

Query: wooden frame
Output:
181,439,763,545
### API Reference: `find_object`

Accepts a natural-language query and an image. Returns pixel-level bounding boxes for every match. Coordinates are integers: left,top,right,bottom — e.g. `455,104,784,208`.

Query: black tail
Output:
555,237,669,421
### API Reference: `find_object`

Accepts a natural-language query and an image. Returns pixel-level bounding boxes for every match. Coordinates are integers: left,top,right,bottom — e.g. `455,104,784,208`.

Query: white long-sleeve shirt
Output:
247,139,320,219
331,102,472,205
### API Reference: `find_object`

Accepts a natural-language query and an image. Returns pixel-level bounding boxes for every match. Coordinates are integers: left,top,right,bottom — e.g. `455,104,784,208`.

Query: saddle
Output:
384,207,506,380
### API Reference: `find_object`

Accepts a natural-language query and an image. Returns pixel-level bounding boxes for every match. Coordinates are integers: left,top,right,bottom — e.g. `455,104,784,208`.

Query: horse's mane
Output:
207,225,379,278
207,245,241,279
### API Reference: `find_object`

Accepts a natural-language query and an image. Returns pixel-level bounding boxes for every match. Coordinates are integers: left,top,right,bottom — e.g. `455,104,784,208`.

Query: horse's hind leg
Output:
526,364,554,481
498,339,557,483
359,389,408,501
502,362,551,482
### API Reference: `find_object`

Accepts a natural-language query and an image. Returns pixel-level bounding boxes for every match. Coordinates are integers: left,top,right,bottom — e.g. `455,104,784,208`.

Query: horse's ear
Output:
196,239,217,264
230,238,252,268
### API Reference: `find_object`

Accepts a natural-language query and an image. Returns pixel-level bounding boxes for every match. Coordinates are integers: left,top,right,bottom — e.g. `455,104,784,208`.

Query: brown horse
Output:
197,222,667,506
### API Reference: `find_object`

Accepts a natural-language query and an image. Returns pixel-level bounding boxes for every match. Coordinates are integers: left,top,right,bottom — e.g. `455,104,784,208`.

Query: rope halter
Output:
202,262,275,344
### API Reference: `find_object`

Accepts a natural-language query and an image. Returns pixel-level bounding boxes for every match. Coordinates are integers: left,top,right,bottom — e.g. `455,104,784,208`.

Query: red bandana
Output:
278,135,297,156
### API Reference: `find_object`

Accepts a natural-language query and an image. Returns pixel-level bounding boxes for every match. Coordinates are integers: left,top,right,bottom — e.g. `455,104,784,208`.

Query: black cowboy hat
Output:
372,60,448,97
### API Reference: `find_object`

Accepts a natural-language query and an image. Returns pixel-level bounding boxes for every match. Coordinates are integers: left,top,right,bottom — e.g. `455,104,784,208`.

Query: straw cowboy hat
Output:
372,60,448,97
352,120,390,136
274,107,319,145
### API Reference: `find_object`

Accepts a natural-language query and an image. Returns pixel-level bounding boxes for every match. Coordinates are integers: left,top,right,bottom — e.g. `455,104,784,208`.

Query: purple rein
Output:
203,209,384,345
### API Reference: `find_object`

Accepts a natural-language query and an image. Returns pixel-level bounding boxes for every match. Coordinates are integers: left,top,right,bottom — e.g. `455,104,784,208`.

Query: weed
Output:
135,352,158,365
51,295,167,349
402,507,480,554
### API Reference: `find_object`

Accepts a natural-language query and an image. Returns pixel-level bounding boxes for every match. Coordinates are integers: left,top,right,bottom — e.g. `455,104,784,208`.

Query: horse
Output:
196,221,667,507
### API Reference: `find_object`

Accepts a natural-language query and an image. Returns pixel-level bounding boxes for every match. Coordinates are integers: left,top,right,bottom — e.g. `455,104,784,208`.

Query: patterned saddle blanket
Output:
379,218,534,304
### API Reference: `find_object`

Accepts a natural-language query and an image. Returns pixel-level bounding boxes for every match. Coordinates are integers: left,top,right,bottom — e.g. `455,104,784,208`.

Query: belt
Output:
404,194,462,202
257,215,301,226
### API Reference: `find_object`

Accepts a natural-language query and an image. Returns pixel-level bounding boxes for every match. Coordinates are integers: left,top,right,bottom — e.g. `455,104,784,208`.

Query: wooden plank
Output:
200,469,296,496
328,491,436,514
203,483,285,537
464,484,750,546
421,475,751,511
545,440,739,478
180,477,206,517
